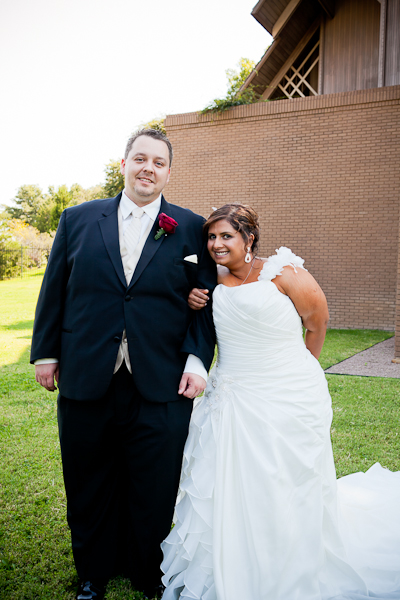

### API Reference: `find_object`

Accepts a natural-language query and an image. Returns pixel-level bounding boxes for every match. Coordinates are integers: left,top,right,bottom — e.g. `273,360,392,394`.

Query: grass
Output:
319,330,398,478
328,375,399,477
0,273,399,598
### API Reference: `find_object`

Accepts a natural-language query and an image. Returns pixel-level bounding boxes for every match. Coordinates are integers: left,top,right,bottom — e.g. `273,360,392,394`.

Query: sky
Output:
0,0,272,207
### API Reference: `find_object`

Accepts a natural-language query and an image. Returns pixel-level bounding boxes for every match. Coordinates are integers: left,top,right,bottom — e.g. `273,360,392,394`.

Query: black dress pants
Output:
57,363,193,590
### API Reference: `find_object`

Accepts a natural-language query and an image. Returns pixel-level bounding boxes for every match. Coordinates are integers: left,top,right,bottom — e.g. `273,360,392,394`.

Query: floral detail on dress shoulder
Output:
258,247,307,282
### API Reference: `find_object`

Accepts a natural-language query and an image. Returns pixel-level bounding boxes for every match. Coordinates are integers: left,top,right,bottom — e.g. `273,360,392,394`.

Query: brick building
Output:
164,0,400,356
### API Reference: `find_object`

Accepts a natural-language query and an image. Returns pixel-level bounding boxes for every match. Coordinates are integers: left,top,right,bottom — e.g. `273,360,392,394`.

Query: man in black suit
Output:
31,129,217,600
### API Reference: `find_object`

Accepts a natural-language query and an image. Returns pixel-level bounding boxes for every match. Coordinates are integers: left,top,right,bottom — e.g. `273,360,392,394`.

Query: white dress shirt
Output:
35,190,207,382
120,189,160,238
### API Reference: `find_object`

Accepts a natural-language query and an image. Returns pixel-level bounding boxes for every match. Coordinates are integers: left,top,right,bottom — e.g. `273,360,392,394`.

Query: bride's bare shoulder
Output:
216,265,230,284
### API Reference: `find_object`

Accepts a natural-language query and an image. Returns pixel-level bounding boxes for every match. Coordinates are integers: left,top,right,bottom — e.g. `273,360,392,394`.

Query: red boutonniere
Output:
154,213,178,240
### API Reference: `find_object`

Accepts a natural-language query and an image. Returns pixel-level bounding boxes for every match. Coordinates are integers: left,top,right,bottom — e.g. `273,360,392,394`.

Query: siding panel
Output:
385,0,400,86
323,0,380,93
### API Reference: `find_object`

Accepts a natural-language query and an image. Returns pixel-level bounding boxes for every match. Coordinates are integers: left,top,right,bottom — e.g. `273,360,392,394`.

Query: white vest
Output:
114,206,154,373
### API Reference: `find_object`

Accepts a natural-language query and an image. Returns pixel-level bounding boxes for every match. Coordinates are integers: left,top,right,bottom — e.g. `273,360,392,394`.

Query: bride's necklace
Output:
234,257,256,286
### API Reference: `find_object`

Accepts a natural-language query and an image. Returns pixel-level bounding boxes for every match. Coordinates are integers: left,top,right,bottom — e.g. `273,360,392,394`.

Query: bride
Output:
161,204,400,600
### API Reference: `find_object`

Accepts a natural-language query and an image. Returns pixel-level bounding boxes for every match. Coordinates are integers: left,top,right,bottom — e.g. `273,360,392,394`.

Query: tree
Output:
202,57,258,113
48,185,74,231
70,183,106,205
225,58,256,95
0,213,22,279
87,184,107,202
0,209,12,244
103,160,124,198
140,117,166,134
8,218,53,249
6,184,44,221
7,219,54,266
6,182,109,234
6,184,54,232
46,183,106,232
33,197,55,233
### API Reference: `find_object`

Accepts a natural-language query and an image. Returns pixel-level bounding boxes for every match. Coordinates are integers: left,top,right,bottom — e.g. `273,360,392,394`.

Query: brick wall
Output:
165,86,400,342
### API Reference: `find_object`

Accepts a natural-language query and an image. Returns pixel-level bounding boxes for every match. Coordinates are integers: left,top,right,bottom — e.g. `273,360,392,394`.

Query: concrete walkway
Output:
325,337,400,379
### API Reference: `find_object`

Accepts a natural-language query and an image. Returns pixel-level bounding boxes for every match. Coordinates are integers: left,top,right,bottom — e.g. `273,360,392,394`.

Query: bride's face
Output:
207,219,248,267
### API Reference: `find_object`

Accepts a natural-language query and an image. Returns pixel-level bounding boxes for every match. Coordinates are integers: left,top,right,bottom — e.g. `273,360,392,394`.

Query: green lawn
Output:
0,273,399,599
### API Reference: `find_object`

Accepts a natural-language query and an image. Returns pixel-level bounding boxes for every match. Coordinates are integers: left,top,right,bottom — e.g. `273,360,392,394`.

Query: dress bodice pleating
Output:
213,280,306,374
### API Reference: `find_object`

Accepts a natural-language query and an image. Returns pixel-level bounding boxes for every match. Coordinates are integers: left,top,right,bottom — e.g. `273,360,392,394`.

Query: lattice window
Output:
272,30,320,100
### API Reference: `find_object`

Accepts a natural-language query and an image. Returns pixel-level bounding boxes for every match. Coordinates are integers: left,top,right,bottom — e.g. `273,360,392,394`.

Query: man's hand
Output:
178,373,206,399
35,363,59,392
188,288,209,310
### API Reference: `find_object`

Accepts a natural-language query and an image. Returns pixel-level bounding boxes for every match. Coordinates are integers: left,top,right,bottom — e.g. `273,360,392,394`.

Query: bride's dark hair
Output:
203,204,260,254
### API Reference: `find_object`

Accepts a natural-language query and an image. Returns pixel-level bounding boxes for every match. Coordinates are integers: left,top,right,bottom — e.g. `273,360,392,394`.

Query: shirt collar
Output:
120,190,162,222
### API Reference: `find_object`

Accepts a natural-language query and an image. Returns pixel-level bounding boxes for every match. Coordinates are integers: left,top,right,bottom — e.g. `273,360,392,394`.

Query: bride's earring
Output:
245,247,252,264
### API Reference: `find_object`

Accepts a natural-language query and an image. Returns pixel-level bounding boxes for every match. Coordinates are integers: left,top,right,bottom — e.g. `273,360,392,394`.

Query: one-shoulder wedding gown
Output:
161,248,400,600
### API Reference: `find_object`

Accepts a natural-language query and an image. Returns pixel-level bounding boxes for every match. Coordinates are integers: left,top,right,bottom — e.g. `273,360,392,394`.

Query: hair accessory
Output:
245,247,252,264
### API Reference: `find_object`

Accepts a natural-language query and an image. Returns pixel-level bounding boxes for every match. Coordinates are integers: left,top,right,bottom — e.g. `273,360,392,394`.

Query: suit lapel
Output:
127,195,171,290
98,193,126,288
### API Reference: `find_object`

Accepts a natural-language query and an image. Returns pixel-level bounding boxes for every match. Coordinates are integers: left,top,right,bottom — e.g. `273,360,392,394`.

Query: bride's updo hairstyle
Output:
203,204,260,254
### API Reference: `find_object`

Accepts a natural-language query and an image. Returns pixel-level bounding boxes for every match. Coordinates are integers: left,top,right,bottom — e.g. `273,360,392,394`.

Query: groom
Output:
31,129,217,599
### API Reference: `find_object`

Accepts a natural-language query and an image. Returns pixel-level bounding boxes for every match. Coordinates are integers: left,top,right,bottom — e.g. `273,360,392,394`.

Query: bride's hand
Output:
188,288,209,310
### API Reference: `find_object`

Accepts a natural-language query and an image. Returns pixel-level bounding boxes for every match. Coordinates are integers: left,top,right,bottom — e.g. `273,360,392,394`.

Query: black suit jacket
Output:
31,193,217,401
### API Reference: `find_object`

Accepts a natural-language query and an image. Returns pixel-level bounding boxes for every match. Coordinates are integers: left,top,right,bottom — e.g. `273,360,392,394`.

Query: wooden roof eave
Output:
272,0,304,38
251,0,275,34
251,0,334,33
239,38,282,93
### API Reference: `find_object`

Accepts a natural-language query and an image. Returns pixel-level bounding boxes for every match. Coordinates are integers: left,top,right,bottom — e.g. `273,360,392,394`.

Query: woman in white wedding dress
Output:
161,204,400,600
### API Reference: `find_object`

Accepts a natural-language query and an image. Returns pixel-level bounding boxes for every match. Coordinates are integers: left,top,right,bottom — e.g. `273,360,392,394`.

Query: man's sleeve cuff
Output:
183,354,208,382
34,358,59,365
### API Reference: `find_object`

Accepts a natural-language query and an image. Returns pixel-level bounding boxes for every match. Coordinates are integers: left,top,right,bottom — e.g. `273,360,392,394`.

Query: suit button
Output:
125,295,131,302
114,336,121,343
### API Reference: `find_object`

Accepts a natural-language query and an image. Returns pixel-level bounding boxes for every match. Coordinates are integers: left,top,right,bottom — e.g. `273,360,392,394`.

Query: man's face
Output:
121,135,171,205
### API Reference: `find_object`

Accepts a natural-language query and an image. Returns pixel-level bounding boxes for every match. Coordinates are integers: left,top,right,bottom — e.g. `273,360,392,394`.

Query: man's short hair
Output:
124,128,173,166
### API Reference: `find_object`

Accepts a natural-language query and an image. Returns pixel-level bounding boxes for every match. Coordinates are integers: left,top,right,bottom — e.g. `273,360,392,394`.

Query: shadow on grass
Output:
4,268,47,281
5,319,34,331
1,345,29,365
1,345,33,370
26,269,46,278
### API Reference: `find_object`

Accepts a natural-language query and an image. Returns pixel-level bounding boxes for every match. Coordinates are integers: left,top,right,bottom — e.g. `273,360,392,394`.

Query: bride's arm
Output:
273,267,329,359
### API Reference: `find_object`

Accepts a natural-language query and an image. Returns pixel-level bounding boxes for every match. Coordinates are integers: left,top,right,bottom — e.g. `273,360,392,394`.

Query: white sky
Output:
0,0,272,206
